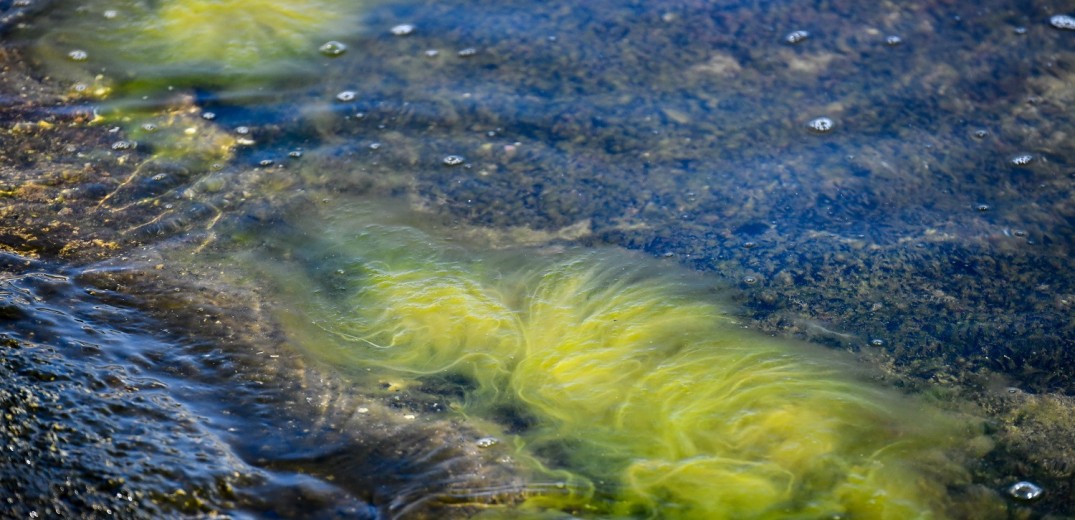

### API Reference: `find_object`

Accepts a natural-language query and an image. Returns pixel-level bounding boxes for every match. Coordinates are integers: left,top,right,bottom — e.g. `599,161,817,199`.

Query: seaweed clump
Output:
256,206,1003,519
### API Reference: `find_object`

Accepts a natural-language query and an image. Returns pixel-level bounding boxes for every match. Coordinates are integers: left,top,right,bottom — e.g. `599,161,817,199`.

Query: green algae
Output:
253,204,1002,519
26,0,365,93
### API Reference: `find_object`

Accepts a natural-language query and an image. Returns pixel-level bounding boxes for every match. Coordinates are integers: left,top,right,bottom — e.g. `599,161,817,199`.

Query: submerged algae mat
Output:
245,204,1001,519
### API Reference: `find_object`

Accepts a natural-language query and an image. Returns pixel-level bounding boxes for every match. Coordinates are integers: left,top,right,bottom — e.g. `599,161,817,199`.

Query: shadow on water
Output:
3,0,1075,517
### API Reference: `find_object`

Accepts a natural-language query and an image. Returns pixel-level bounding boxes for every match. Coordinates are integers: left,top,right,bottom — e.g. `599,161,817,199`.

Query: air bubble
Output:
807,117,834,133
391,24,415,36
973,129,988,139
68,50,89,62
1010,154,1034,167
201,111,216,121
111,141,133,151
258,159,274,167
1007,481,1043,501
1050,14,1075,30
443,155,465,166
336,90,356,102
318,41,348,57
785,30,809,44
869,339,885,347
743,275,758,285
975,204,991,212
288,150,303,159
458,48,478,57
103,9,118,19
235,126,250,135
475,437,499,448
140,123,157,132
884,35,903,46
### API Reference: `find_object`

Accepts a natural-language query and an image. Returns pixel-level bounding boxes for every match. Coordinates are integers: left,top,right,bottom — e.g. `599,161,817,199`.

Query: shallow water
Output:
3,0,1075,517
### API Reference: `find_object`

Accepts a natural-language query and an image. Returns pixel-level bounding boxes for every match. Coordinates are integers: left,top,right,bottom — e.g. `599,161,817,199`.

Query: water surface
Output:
3,0,1075,517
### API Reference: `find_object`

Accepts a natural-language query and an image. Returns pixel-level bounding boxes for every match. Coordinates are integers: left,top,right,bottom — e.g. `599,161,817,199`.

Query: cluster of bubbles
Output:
1050,14,1075,30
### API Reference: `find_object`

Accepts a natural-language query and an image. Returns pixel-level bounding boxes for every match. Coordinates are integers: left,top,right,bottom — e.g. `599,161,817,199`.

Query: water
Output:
2,0,1075,517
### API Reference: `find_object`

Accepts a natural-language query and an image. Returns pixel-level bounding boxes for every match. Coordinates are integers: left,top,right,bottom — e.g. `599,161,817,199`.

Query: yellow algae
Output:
151,0,343,70
28,0,364,91
257,206,1000,519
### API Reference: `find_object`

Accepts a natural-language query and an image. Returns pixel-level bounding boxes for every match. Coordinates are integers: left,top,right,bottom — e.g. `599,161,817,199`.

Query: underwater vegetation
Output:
26,0,364,92
14,0,369,209
256,206,1000,519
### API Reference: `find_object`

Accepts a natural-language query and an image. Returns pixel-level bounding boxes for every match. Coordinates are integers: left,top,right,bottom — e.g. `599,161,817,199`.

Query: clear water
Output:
2,0,1075,517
